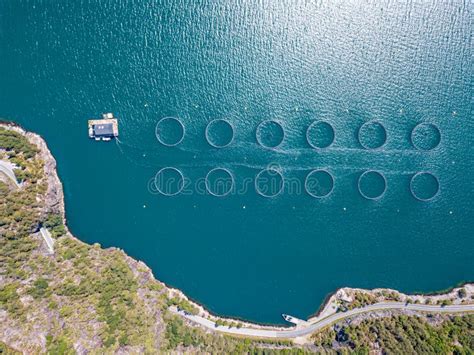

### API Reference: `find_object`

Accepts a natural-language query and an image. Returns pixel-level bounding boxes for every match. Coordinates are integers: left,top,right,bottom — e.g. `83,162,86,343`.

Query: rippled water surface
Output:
1,1,472,323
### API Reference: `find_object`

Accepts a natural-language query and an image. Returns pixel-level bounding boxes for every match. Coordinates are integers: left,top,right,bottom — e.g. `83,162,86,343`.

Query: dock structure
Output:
282,314,308,326
88,113,119,141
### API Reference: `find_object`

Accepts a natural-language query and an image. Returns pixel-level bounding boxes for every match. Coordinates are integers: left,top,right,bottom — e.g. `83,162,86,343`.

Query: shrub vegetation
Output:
1,126,472,353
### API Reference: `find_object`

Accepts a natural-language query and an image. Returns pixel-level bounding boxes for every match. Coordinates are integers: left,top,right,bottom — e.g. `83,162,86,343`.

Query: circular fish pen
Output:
306,121,335,149
155,117,185,147
205,167,235,197
255,167,284,197
357,170,387,200
358,120,387,149
256,120,285,149
205,119,235,148
410,172,440,201
305,169,335,198
154,167,185,196
410,123,441,151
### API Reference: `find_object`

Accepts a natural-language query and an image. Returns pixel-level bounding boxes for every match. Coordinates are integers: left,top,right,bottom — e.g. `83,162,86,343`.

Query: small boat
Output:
282,314,293,322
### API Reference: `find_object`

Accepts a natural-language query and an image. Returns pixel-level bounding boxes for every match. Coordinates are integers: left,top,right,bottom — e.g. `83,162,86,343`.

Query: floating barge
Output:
88,113,119,141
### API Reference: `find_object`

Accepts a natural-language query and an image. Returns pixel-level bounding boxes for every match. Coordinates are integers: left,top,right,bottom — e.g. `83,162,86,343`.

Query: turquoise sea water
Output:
0,1,472,324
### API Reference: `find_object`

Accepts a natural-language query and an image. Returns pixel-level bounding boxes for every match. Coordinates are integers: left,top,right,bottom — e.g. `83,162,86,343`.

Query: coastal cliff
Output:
0,122,472,354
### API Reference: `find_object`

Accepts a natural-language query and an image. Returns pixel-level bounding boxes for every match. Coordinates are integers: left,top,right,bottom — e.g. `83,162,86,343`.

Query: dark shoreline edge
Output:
1,118,472,328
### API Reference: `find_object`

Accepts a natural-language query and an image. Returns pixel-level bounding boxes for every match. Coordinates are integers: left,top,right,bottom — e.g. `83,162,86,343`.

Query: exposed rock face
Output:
0,122,64,220
26,131,64,217
1,122,472,353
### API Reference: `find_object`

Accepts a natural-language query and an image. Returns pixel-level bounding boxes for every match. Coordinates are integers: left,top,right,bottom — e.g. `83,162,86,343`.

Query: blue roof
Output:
93,123,114,137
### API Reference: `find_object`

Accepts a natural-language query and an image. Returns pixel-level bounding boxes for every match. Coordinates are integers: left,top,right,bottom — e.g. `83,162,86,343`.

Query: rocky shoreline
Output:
1,121,472,349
